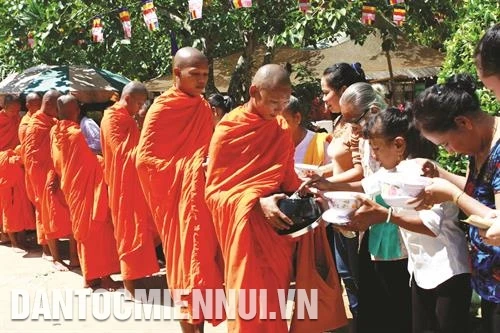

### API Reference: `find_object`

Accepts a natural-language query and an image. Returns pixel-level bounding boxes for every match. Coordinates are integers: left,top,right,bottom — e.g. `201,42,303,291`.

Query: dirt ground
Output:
0,240,351,333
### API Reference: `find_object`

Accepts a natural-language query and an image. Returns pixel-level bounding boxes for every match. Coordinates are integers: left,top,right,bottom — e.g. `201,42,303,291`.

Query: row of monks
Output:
0,48,345,333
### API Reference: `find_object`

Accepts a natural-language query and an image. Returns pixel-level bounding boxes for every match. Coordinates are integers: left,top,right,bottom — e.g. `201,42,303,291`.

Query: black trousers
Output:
481,299,500,333
357,231,412,333
411,273,472,333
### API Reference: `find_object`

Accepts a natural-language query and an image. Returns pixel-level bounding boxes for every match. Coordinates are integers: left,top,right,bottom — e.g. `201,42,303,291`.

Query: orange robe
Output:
18,112,34,146
136,87,224,325
100,103,159,280
0,111,20,151
50,120,119,280
205,105,301,333
0,149,36,233
0,111,35,234
23,111,72,241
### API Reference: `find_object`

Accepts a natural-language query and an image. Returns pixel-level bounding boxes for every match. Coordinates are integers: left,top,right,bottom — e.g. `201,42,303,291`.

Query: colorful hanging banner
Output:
142,0,159,31
27,32,35,48
189,0,203,19
393,7,406,26
361,5,376,25
389,0,404,5
118,7,132,40
231,0,252,9
298,0,311,13
91,17,104,43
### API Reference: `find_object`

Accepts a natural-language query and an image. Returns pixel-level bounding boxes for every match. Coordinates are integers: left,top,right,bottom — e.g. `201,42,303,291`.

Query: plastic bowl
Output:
323,191,366,218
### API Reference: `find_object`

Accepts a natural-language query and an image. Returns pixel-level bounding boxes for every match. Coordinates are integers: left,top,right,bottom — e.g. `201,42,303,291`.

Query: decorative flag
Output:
298,0,311,13
91,17,104,43
388,0,404,5
189,0,203,19
118,7,132,40
231,0,252,9
142,0,159,31
170,31,179,56
27,32,35,48
361,4,376,25
393,7,406,26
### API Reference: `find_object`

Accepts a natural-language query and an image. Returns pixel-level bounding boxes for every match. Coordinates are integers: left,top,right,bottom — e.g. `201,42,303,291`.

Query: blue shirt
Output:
466,137,500,303
80,116,102,154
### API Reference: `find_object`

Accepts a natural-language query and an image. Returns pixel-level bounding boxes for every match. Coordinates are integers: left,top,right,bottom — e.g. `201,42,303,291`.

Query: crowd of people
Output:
0,23,499,333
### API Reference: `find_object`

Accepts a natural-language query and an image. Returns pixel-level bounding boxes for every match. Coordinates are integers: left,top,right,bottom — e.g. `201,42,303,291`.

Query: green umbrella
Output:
0,64,131,103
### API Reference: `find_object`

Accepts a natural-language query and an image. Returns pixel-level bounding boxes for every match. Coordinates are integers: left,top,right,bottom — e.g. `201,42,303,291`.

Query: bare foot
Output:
42,253,53,261
99,276,123,291
52,260,69,272
84,278,102,289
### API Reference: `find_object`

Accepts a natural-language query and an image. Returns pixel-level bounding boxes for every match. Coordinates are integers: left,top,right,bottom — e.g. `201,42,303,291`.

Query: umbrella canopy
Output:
0,65,131,103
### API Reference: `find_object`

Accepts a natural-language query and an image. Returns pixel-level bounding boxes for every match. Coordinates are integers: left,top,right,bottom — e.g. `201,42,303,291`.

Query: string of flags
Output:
21,0,443,48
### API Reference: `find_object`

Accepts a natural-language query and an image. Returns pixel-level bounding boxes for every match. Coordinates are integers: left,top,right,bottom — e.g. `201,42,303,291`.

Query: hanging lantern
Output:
298,0,311,13
189,0,203,20
91,16,104,43
388,0,404,5
142,0,159,31
393,7,406,26
27,32,35,48
361,4,376,25
118,7,132,40
231,0,252,9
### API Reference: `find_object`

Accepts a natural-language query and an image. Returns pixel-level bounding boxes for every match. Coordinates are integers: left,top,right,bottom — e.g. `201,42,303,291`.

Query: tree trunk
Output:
228,30,257,104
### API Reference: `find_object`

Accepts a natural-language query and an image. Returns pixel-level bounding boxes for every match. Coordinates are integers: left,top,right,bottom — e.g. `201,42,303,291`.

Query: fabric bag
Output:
290,223,348,332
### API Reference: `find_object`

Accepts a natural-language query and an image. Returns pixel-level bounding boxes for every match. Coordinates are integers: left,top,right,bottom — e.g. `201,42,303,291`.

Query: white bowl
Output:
294,163,324,178
323,191,366,218
380,174,430,208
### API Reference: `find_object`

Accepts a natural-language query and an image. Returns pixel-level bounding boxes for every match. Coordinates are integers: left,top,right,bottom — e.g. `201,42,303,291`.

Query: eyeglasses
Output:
346,108,370,124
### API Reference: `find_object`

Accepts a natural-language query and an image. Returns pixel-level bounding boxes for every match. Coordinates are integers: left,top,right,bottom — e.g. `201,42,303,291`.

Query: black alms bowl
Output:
277,196,322,237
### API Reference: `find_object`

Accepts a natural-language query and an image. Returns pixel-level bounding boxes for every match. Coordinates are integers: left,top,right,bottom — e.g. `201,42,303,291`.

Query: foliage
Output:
0,0,459,98
436,0,500,175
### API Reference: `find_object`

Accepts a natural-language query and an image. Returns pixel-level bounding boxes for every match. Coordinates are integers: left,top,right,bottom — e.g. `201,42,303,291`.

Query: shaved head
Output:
121,81,148,99
173,47,208,69
26,92,42,114
120,81,148,116
57,95,80,122
41,90,61,117
252,64,292,90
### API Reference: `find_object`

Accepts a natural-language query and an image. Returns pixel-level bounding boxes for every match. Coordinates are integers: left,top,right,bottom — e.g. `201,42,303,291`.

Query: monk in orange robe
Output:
0,95,35,250
136,47,224,333
205,64,305,333
17,92,49,257
100,82,159,296
19,92,42,144
23,90,75,271
50,95,120,288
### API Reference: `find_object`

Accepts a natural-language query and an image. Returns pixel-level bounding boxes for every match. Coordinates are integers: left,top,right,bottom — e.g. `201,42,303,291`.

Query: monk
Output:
204,64,305,332
23,90,76,271
136,47,224,333
19,92,42,144
100,81,159,297
0,95,35,250
50,95,120,289
18,92,50,258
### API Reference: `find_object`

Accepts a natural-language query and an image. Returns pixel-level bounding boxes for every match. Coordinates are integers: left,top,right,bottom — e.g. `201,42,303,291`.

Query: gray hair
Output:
339,82,387,116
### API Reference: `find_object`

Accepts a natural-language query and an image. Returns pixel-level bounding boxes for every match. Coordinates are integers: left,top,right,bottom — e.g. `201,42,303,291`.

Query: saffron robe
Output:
205,105,301,333
0,111,20,151
100,103,159,280
0,149,36,233
0,111,34,233
136,87,224,325
23,111,72,240
18,112,34,146
50,120,120,280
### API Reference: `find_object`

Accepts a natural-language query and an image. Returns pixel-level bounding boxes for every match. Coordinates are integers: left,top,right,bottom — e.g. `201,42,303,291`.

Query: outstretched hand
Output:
347,196,388,232
478,211,500,246
412,158,439,178
407,177,459,210
259,193,294,230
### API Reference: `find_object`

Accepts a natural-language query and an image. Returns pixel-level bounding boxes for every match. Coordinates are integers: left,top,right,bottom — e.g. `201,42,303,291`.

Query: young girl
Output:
350,106,472,333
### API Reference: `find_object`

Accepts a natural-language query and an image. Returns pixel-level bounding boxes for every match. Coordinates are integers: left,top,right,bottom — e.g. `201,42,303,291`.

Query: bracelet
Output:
453,191,465,205
385,207,393,223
